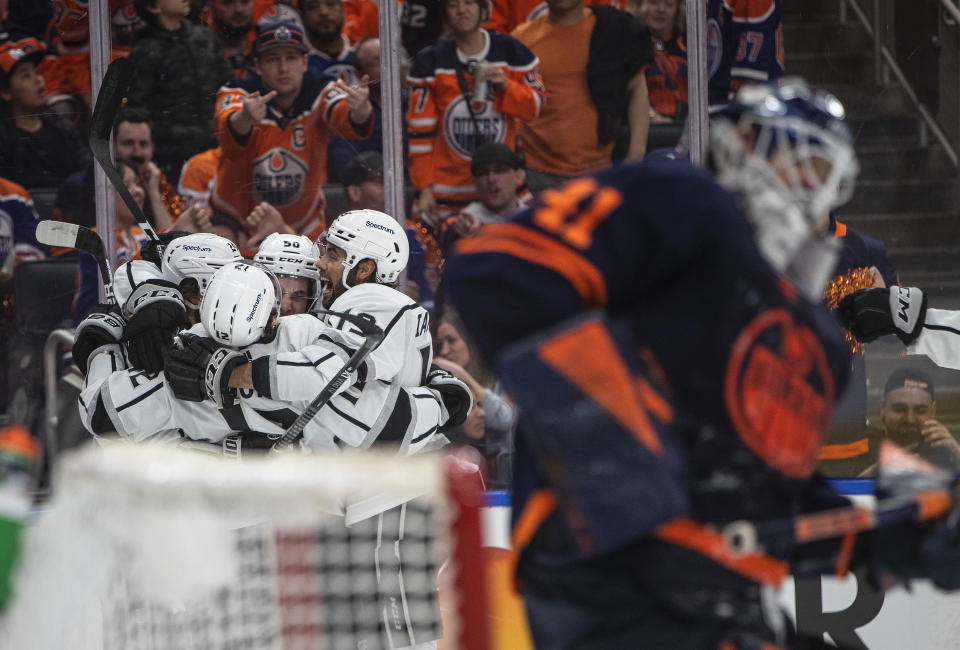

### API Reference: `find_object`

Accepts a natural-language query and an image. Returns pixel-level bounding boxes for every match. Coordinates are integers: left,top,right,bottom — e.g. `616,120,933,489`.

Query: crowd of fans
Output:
7,0,937,489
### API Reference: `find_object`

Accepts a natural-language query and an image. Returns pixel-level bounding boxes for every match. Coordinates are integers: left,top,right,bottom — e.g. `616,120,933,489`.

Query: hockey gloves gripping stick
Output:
165,334,246,408
271,311,385,454
123,280,188,373
73,305,125,376
90,57,160,244
426,365,473,432
838,286,927,345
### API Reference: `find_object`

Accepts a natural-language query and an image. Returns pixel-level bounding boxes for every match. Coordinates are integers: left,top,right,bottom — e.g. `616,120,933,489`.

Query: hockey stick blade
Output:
89,58,159,242
271,310,385,454
35,220,115,303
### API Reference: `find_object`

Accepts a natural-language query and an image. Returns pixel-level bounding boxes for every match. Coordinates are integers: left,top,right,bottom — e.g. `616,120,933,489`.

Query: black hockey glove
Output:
72,304,125,376
138,230,191,267
837,286,927,345
427,365,473,432
165,334,246,408
122,279,188,373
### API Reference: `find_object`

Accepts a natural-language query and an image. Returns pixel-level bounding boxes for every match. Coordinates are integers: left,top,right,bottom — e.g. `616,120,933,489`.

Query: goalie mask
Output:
161,233,243,306
200,261,282,348
253,232,321,314
320,209,409,292
710,78,858,294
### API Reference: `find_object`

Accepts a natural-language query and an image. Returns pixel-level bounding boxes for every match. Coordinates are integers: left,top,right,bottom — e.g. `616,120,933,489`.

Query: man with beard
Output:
113,107,184,222
206,0,256,78
299,0,357,82
852,369,960,475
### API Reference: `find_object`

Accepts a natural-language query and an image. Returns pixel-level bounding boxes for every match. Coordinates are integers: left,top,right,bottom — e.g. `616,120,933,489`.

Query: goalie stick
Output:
35,220,115,304
89,57,160,243
270,310,385,454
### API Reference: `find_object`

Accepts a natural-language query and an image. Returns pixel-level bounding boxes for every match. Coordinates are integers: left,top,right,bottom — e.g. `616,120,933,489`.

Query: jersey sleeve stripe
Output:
653,518,789,585
454,223,608,307
510,489,557,557
115,381,163,412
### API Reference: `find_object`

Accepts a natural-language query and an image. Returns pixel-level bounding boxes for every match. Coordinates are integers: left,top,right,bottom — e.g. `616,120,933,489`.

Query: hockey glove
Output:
165,334,246,408
427,365,473,432
123,279,188,373
138,231,190,267
73,305,125,376
837,286,927,345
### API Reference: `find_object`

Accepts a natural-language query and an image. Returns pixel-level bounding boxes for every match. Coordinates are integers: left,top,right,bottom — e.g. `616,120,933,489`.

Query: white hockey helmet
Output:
200,261,282,348
323,209,409,289
113,260,164,314
253,232,321,311
161,233,243,299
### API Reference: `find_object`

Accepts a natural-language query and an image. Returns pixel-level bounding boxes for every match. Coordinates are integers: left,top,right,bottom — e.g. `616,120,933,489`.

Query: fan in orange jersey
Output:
485,0,625,34
210,21,373,242
47,0,145,109
407,0,544,237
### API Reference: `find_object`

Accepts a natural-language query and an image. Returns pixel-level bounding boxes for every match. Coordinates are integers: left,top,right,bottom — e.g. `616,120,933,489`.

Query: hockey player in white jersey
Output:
176,210,438,416
77,233,245,375
253,232,321,316
840,285,960,370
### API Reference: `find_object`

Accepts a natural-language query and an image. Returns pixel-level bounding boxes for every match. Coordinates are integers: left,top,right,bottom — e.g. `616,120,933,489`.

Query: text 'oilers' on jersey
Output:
0,178,43,272
407,29,544,212
211,70,373,242
443,157,851,548
707,0,784,107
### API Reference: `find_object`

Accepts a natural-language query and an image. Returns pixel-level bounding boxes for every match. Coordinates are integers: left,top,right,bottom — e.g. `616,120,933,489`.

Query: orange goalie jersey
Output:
210,72,373,241
407,29,544,216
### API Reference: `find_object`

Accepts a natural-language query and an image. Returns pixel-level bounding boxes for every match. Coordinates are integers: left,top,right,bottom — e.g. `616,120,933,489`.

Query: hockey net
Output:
1,445,489,650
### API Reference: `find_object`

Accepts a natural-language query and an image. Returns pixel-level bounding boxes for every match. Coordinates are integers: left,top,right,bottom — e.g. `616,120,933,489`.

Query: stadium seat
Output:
13,258,78,337
26,186,60,221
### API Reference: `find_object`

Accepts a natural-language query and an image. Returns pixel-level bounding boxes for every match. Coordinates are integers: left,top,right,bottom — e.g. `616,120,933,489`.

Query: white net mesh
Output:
1,445,483,650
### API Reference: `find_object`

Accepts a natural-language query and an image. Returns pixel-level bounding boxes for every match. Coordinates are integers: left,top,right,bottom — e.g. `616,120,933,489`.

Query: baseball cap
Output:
341,151,384,187
470,143,524,176
884,368,935,400
0,38,46,76
255,22,308,56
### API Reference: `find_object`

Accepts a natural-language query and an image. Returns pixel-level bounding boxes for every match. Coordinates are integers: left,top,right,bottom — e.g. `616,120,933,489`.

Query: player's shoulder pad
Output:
329,283,415,314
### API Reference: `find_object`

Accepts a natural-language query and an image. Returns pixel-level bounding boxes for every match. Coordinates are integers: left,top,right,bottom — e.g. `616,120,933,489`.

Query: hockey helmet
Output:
253,232,321,312
322,209,409,289
161,233,243,300
200,261,281,348
113,260,165,316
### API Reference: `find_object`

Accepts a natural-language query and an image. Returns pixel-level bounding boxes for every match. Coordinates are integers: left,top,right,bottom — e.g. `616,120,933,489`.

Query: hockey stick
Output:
722,442,959,555
89,57,159,243
270,310,385,454
35,220,115,304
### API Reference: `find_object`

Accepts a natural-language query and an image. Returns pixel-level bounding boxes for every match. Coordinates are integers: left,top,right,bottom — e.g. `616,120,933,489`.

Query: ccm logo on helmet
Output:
247,292,262,322
365,220,395,234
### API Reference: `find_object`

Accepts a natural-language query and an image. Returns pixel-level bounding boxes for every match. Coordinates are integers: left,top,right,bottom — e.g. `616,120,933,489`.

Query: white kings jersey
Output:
78,312,448,456
908,308,960,371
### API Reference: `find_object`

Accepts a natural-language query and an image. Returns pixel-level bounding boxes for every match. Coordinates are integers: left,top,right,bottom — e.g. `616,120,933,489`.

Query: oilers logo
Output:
252,148,308,207
442,95,507,160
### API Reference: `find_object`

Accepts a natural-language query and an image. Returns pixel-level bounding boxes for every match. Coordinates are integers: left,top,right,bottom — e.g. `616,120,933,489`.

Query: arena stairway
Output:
784,2,960,425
